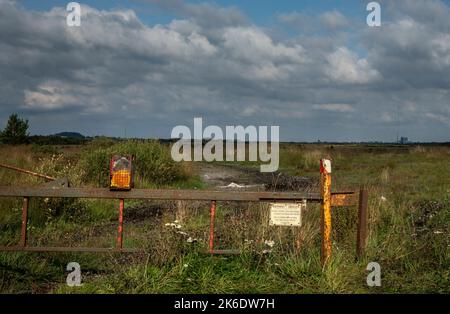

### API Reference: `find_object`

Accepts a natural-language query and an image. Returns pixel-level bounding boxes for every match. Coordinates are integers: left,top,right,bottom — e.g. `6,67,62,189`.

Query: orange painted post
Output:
117,199,124,249
320,159,332,266
209,200,216,253
20,197,29,248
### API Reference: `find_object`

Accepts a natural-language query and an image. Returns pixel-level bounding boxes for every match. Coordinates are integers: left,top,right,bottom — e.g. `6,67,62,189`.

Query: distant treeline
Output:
28,135,88,145
23,136,450,147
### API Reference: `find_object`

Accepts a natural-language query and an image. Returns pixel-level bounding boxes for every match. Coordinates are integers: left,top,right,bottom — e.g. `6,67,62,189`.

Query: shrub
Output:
1,113,29,144
78,140,187,187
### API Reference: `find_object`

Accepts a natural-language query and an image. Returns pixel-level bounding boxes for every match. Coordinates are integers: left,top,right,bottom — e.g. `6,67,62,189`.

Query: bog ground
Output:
0,141,448,293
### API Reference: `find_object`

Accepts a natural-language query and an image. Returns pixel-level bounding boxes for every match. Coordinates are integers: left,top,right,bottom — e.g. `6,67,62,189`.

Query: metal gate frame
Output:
0,159,368,266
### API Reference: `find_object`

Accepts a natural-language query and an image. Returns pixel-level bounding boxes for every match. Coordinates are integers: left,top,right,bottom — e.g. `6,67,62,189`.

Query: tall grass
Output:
0,143,449,293
78,140,190,187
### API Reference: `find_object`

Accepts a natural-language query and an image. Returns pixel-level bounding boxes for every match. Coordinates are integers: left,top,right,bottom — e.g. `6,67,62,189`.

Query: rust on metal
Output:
110,155,134,191
320,159,332,266
0,166,367,257
20,197,29,248
209,200,216,253
331,193,358,206
0,162,56,181
0,246,141,253
356,189,369,257
0,187,325,202
117,199,124,249
210,249,240,255
0,246,241,254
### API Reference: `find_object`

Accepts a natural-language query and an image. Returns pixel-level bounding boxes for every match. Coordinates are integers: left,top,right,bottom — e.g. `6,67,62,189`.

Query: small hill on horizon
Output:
53,132,85,139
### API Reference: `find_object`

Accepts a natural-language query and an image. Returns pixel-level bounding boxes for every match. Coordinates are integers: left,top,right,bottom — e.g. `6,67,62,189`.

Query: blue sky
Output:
2,0,450,141
20,0,372,26
19,0,450,21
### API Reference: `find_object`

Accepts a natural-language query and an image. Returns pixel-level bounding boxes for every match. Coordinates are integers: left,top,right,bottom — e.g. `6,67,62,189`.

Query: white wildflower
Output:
165,222,182,229
264,240,275,247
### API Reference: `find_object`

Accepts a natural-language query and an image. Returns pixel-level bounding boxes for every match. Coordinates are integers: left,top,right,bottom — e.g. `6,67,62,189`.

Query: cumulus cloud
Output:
326,47,381,84
319,10,348,29
142,0,247,29
313,104,354,113
24,82,76,110
0,0,449,141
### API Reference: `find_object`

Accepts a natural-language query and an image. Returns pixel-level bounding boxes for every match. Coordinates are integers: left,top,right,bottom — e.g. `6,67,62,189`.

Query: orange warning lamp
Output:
110,155,134,190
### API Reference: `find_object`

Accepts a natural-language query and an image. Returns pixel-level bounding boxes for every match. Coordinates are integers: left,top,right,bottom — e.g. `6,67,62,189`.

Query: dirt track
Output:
194,163,315,191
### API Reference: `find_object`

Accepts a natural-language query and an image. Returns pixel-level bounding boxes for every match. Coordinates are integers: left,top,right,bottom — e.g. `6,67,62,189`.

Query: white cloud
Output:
24,82,76,110
431,34,450,66
0,0,449,141
326,47,381,84
313,103,354,112
319,11,348,29
425,112,450,125
222,27,305,64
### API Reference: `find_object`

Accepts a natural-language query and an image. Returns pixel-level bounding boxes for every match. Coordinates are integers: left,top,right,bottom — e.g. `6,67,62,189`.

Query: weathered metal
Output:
0,179,365,257
210,249,240,255
110,155,134,191
20,197,29,248
356,189,369,257
320,159,332,266
0,246,141,253
0,186,356,203
331,193,358,207
0,162,56,181
209,200,216,253
117,199,124,249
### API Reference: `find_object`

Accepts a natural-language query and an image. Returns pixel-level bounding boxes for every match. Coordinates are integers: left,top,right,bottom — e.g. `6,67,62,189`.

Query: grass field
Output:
0,141,448,293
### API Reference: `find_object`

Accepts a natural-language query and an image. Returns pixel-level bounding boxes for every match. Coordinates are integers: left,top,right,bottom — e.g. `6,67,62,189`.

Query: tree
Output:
1,114,29,144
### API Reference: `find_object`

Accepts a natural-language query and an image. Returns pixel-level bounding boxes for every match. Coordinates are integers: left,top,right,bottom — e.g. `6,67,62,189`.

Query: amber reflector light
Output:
110,155,133,190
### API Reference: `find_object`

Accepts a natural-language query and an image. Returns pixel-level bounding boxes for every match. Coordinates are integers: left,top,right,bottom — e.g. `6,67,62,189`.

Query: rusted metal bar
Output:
331,193,358,206
210,249,240,255
0,185,363,256
0,163,56,181
320,159,332,266
356,189,369,257
0,246,241,254
117,199,124,249
209,200,216,253
0,187,355,203
20,197,29,248
0,246,141,253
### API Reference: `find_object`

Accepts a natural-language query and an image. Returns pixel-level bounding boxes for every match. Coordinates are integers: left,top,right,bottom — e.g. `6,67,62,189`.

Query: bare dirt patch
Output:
194,163,315,191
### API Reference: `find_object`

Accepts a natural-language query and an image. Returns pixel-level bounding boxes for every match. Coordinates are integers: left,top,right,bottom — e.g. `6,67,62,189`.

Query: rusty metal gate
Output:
0,159,368,266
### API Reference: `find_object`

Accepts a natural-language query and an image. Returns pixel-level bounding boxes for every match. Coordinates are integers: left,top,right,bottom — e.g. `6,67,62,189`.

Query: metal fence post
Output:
356,189,368,257
20,197,29,248
0,186,361,256
209,200,216,253
117,198,124,250
320,159,332,266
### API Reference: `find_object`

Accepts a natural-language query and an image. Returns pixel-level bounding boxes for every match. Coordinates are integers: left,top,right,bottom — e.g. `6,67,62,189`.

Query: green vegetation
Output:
1,114,29,145
78,139,191,187
0,142,449,293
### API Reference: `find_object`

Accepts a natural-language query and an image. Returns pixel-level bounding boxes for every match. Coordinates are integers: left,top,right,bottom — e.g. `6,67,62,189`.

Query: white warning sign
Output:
269,201,305,226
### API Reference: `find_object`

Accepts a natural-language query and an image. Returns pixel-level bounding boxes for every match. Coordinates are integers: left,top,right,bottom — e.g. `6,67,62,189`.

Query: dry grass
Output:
0,142,449,293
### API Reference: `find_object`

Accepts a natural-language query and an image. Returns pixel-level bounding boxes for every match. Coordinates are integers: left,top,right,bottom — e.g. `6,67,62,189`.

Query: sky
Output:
0,0,449,142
